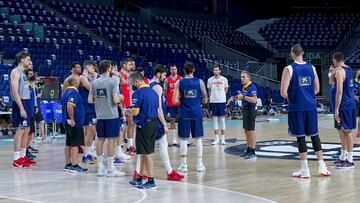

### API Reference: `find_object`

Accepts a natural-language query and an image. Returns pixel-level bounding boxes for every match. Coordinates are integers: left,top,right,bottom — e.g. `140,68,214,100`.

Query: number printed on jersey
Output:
96,88,107,98
299,76,311,86
184,89,197,98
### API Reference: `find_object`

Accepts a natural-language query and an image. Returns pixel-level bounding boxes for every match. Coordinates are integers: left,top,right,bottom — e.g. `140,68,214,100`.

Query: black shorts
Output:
29,117,35,134
35,110,44,123
136,118,158,155
65,125,85,147
243,106,256,131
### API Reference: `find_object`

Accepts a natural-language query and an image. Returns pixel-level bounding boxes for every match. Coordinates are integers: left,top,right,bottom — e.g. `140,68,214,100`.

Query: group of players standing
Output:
11,43,356,188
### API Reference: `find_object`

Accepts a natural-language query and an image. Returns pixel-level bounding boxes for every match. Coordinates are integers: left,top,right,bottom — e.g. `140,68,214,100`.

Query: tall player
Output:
207,65,228,145
280,44,331,178
332,52,356,169
163,64,182,145
119,58,136,154
173,62,208,172
79,60,97,164
89,60,125,177
10,51,35,167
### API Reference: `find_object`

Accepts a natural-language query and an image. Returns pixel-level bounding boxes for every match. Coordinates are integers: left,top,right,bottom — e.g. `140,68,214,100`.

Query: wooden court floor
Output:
0,114,360,203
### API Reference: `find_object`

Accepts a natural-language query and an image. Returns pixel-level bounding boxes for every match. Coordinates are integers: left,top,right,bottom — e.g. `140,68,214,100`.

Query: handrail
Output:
127,1,183,31
128,1,156,17
203,36,259,62
203,58,280,84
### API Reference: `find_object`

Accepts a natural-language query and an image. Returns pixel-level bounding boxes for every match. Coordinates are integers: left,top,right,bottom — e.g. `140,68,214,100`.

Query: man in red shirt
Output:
119,58,136,154
163,64,182,145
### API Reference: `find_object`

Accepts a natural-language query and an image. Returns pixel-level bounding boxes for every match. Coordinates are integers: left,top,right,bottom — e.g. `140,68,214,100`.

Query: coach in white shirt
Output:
207,65,229,145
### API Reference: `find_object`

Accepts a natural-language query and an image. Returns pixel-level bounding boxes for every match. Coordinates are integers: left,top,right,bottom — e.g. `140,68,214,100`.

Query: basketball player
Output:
331,52,356,169
10,51,35,168
25,60,40,152
119,58,136,155
110,61,131,164
173,61,208,172
63,62,81,91
207,65,228,145
354,70,360,137
79,60,97,164
89,60,125,177
280,44,331,178
127,72,160,189
61,77,88,173
163,64,182,145
24,68,37,160
329,66,347,163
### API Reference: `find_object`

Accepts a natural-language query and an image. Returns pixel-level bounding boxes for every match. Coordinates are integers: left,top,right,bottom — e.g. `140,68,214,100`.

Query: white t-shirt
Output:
207,75,229,103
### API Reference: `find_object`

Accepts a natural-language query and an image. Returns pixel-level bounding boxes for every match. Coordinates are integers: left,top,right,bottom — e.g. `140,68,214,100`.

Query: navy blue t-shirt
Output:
241,82,257,107
61,86,85,128
132,84,159,128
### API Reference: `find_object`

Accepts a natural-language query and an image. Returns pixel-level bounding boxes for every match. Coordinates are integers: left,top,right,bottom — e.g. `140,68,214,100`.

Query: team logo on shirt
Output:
132,99,137,106
96,88,107,98
299,76,311,86
225,140,360,160
350,79,354,87
70,97,74,102
184,89,197,98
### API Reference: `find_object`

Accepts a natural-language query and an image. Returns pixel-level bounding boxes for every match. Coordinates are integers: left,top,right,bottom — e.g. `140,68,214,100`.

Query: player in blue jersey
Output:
331,52,356,169
79,60,98,164
173,61,208,172
281,44,331,178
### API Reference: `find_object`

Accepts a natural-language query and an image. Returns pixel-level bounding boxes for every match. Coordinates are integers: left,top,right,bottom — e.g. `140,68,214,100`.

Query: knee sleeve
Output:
311,135,322,152
296,136,307,153
195,138,203,158
180,139,188,155
219,116,226,130
212,116,219,130
158,135,169,158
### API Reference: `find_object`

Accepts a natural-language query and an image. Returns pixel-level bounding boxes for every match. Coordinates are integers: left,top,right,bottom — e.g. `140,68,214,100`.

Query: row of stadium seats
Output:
259,12,360,50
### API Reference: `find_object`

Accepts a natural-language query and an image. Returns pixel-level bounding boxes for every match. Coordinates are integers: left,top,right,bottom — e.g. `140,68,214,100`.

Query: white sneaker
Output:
292,168,310,178
97,167,107,177
107,169,126,177
172,140,178,145
212,139,219,145
220,139,226,145
177,163,188,172
318,166,331,177
118,151,131,160
197,163,206,172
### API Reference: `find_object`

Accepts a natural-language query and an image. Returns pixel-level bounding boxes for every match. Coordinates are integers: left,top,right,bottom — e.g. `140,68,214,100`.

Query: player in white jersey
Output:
207,65,229,145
